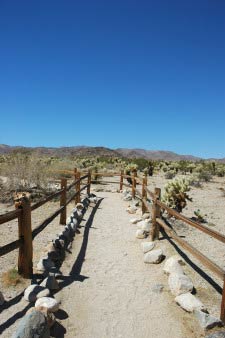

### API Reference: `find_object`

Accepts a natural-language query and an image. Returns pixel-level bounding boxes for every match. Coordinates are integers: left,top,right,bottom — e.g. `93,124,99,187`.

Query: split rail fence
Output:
0,169,91,278
0,169,224,322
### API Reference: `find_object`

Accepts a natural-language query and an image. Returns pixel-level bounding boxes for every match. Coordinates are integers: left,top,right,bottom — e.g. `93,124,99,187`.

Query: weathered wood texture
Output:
150,188,161,240
60,178,67,225
0,209,22,225
17,199,33,278
0,239,23,257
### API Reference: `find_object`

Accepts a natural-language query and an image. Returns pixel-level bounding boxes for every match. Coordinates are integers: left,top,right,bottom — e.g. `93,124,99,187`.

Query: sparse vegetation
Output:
1,267,23,287
162,178,192,213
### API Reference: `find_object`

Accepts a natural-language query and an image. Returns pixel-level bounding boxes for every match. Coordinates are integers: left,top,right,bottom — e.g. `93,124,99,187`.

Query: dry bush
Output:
1,268,23,287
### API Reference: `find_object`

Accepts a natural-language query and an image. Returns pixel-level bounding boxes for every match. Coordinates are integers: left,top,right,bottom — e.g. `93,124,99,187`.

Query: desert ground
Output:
0,173,224,337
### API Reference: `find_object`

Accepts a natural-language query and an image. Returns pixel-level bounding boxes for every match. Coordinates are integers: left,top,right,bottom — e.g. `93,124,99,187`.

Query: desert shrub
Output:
1,267,23,287
164,170,176,179
162,178,192,213
193,209,207,223
188,174,202,188
1,153,49,190
197,171,212,182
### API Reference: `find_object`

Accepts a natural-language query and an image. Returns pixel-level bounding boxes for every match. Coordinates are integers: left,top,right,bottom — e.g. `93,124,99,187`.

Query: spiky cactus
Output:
162,178,192,213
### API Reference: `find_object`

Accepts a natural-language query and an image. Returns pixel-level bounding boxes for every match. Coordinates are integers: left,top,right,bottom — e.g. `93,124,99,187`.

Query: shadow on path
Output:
56,197,103,290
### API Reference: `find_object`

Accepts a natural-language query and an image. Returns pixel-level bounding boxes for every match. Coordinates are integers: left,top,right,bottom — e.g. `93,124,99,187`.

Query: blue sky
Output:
0,0,224,158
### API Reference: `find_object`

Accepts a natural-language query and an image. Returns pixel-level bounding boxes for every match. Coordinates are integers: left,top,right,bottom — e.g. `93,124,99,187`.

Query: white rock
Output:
175,293,207,312
130,218,142,224
194,310,223,330
164,259,185,276
123,194,132,201
24,285,49,302
141,241,155,253
0,291,5,305
126,206,137,214
168,273,193,296
35,297,60,313
163,255,185,275
136,229,146,239
141,220,151,232
144,249,164,264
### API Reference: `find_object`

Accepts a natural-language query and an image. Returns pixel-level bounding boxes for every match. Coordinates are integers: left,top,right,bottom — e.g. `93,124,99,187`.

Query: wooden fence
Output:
0,168,224,322
0,170,91,278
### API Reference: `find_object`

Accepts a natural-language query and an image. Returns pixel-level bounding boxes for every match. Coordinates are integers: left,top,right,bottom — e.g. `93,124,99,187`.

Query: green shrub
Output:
162,178,192,213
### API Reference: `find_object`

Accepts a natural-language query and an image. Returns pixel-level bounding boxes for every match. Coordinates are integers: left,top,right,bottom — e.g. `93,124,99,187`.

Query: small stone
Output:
24,285,48,302
123,194,132,201
11,310,50,338
136,229,146,239
141,241,155,253
141,220,151,232
126,206,137,214
168,273,193,296
175,293,207,312
0,291,5,305
163,258,184,276
40,276,59,290
194,310,223,330
35,297,60,313
144,249,164,264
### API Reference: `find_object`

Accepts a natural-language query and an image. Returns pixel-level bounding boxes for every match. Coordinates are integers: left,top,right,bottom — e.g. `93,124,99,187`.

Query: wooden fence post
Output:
150,187,161,241
60,178,67,225
75,171,81,204
132,171,137,199
221,278,225,323
17,198,33,278
120,170,124,191
87,170,91,195
142,174,147,214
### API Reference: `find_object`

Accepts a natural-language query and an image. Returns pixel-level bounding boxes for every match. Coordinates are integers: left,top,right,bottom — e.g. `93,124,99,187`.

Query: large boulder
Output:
144,249,164,264
11,310,50,338
168,273,193,296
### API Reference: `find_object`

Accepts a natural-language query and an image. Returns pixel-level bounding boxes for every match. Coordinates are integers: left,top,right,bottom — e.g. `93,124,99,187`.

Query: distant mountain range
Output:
0,144,224,162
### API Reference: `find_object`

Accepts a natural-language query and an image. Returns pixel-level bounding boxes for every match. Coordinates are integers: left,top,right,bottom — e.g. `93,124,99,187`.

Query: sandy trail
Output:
55,192,202,338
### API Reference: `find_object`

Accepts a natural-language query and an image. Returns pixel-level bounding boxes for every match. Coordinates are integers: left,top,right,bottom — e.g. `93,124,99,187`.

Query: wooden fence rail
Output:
0,169,91,279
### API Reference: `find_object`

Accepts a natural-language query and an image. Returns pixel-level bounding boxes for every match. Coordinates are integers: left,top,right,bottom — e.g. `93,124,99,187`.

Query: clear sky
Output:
0,0,224,158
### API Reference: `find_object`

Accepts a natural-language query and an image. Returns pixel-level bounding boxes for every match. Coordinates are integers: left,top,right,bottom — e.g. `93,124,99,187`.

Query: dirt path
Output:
54,192,203,338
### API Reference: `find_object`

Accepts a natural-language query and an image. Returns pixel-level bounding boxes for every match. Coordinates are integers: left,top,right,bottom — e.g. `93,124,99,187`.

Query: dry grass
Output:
1,268,24,287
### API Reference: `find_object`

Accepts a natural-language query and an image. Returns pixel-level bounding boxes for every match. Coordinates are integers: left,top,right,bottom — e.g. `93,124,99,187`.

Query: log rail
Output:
0,169,91,278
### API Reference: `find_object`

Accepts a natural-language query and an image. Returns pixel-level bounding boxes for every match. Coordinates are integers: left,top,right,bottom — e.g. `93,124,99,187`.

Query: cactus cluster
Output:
162,178,192,213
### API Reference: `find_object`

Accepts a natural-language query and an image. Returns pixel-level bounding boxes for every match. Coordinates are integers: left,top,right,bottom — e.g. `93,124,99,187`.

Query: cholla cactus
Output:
162,178,192,213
